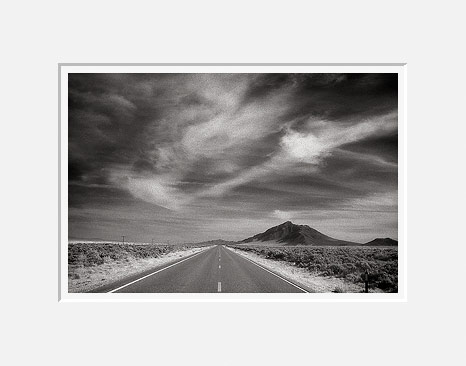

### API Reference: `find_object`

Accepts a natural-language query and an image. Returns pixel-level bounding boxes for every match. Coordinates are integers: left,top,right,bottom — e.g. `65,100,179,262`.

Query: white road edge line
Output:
218,282,221,292
107,247,211,293
224,247,309,293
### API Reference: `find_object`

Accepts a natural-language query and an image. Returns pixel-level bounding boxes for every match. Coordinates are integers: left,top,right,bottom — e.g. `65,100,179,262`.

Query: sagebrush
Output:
69,243,177,267
230,245,398,292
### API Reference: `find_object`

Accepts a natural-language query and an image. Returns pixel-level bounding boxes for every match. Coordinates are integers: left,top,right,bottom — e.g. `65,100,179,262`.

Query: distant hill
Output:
201,239,235,245
189,239,236,246
364,238,398,246
240,221,359,246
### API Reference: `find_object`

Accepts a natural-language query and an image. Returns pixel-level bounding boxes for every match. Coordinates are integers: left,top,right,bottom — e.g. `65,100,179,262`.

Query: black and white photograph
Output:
7,1,466,366
64,68,403,296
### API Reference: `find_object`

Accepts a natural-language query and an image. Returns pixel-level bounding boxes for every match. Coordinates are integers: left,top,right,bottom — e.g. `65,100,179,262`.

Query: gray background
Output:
2,1,464,366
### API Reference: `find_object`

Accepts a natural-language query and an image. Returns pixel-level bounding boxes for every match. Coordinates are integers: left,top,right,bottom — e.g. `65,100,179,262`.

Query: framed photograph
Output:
59,64,406,301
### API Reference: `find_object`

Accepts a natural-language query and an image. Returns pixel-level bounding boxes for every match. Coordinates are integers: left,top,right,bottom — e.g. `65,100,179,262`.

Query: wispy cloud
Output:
199,112,397,199
125,177,189,211
280,113,397,164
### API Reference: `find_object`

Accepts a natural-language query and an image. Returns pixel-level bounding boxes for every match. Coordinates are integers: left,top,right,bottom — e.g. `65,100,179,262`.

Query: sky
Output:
68,73,398,243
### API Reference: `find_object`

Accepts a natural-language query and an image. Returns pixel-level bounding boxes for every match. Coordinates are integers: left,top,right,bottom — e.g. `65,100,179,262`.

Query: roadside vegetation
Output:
68,242,208,292
229,245,398,293
69,243,176,267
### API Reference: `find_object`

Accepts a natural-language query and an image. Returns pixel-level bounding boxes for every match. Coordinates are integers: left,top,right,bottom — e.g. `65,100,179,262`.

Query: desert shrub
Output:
231,245,398,293
273,252,285,260
326,264,346,276
68,243,177,268
84,248,104,266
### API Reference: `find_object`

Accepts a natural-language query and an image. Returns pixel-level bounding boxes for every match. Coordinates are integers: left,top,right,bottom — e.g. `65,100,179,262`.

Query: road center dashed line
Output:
218,282,222,292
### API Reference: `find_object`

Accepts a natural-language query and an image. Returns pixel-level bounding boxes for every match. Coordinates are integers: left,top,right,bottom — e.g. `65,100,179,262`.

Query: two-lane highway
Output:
96,245,306,293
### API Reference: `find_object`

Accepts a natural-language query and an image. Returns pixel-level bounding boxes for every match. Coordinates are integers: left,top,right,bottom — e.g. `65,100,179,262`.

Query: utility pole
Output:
122,235,125,245
364,269,369,293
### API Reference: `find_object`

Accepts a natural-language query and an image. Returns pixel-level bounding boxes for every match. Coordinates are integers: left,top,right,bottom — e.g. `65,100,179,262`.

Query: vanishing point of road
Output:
92,245,307,293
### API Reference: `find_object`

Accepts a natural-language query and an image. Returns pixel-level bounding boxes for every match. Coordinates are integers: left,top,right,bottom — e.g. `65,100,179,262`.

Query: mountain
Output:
364,238,398,246
240,221,359,246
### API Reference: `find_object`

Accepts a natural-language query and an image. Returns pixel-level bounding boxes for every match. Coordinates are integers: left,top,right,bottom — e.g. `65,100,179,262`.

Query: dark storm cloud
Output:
340,132,398,163
68,159,87,181
242,73,293,102
283,73,398,124
68,72,398,242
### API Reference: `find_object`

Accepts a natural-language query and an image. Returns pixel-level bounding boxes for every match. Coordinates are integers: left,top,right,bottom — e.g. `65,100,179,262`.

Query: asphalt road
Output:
96,245,306,293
